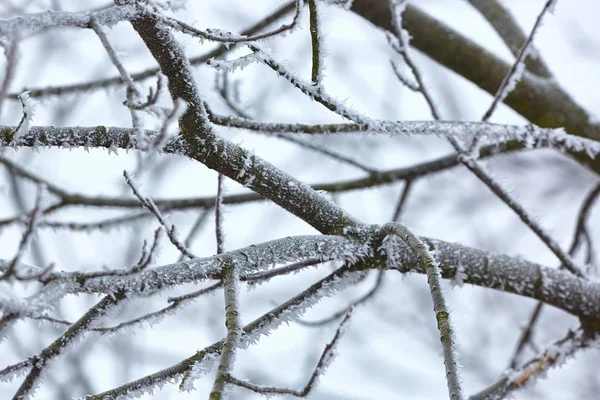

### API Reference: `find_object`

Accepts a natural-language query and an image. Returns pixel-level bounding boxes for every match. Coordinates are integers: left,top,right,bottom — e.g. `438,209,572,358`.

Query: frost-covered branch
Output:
129,12,366,236
84,263,366,399
390,1,584,279
380,222,463,399
466,0,552,78
469,329,593,400
209,259,242,400
481,0,557,122
227,307,354,397
207,115,600,157
11,292,127,399
3,123,600,158
0,235,370,303
0,4,138,37
124,170,196,259
5,2,298,100
149,0,304,44
299,269,383,326
21,261,323,339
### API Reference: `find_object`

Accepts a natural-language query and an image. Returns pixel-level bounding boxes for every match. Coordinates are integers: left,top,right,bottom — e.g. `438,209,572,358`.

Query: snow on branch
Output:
148,0,304,44
4,119,600,158
469,329,594,400
0,4,138,37
482,0,558,122
227,307,354,397
0,235,371,321
84,263,366,399
380,222,463,399
206,116,600,158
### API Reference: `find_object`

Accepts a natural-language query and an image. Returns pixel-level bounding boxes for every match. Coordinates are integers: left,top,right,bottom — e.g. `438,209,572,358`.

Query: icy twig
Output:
209,259,242,400
380,222,463,400
10,292,127,399
228,307,354,397
481,0,558,122
147,0,303,44
298,270,383,326
1,185,46,281
469,329,591,400
390,0,584,278
6,2,298,100
392,179,413,222
90,17,146,148
458,155,584,277
178,208,213,262
467,0,552,77
124,170,197,259
215,174,226,255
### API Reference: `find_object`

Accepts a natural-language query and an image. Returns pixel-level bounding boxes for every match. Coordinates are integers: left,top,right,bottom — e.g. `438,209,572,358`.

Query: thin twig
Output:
123,170,196,258
89,17,146,147
178,208,213,262
227,307,354,397
467,0,552,78
481,0,557,122
146,0,303,44
0,32,19,121
469,329,589,400
298,269,384,326
392,179,413,221
1,185,44,281
215,174,226,255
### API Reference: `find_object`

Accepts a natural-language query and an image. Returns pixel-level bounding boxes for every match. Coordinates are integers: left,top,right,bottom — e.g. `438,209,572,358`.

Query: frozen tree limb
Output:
466,0,552,78
10,292,127,399
469,329,594,400
227,307,354,397
0,4,138,37
481,0,558,122
209,259,242,400
380,222,463,399
6,2,299,100
348,0,600,173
